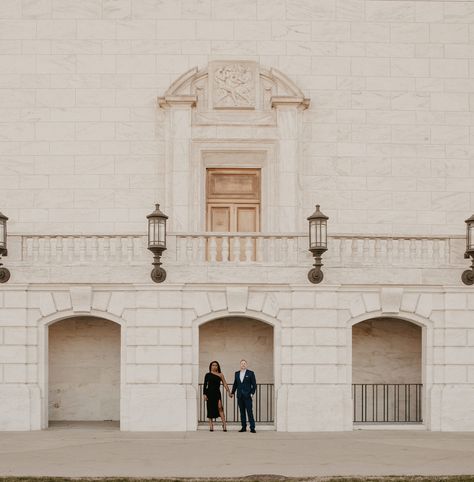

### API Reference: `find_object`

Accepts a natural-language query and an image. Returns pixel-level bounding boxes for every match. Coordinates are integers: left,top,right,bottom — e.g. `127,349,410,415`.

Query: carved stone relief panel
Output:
209,61,257,110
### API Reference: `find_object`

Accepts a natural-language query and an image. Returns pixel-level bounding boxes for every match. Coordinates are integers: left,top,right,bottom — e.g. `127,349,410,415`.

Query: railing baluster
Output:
197,383,274,424
352,383,422,424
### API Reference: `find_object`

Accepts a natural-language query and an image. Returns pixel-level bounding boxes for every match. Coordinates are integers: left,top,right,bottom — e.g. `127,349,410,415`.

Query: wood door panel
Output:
236,205,258,232
207,168,260,201
208,205,231,232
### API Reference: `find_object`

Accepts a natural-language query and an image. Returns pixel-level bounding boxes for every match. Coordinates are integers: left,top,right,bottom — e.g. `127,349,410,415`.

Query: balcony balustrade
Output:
13,232,463,268
1,232,465,285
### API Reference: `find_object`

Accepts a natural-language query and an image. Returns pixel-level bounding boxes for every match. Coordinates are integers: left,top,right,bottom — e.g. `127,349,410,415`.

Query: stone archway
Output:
198,316,275,426
352,317,422,424
47,316,121,425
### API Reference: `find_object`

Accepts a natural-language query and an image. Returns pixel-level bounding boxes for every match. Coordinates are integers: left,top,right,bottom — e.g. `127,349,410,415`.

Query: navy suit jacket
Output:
231,369,256,399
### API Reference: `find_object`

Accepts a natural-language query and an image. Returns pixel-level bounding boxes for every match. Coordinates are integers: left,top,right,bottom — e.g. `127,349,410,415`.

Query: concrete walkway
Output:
0,423,474,478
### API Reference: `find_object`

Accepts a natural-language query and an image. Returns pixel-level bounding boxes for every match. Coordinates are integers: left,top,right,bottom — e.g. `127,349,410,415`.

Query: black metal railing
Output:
198,383,274,423
353,383,423,423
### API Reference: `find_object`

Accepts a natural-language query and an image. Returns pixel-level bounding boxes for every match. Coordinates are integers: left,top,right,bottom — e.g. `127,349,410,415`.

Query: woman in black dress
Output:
203,360,230,431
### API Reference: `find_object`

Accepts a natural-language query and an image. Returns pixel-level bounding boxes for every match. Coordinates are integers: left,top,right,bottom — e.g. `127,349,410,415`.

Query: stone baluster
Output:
126,237,133,263
209,236,217,263
198,236,206,263
410,239,417,262
186,236,194,263
256,237,263,262
110,237,117,262
376,239,384,265
404,239,410,262
386,238,393,265
56,236,63,263
91,237,98,262
415,239,422,262
268,237,276,263
103,237,110,263
49,237,57,263
440,239,447,264
232,236,241,263
79,237,86,264
426,239,433,265
37,237,45,263
245,236,253,263
363,238,370,263
345,238,353,260
421,239,428,264
281,237,288,264
221,236,229,263
433,239,440,264
32,237,39,262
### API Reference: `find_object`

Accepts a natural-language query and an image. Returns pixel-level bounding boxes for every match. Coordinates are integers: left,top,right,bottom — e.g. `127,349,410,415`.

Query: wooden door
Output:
206,168,260,261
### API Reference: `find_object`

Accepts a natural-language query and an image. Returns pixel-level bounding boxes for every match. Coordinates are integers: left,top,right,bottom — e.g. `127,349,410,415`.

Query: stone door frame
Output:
192,309,282,431
347,311,433,430
37,310,127,430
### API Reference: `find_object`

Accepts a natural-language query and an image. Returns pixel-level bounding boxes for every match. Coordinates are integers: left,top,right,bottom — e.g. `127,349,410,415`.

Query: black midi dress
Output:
203,372,222,419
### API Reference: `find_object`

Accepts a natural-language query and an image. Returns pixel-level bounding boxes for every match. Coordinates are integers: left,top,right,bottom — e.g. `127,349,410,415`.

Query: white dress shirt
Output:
239,369,246,382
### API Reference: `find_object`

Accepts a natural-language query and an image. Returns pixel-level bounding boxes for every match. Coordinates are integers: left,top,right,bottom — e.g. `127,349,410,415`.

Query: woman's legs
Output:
218,399,227,431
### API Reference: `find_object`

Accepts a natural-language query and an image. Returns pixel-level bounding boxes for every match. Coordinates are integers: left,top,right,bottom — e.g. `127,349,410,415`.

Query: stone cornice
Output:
271,96,310,109
158,95,197,108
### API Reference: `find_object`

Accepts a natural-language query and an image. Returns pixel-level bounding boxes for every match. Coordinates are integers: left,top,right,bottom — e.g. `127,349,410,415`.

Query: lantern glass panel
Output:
468,223,474,251
148,220,153,246
153,219,160,246
158,219,166,246
0,221,4,249
149,218,160,247
310,221,317,248
320,222,327,248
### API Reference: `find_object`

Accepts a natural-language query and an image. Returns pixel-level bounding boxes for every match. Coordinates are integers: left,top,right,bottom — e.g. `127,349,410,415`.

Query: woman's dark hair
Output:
209,360,221,373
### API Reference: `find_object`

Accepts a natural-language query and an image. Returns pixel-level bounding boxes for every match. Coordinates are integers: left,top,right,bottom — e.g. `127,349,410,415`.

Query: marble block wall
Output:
0,0,471,237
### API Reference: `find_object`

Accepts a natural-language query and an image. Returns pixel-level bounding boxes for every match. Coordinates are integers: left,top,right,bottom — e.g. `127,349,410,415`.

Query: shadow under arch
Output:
347,310,432,428
37,309,128,430
192,309,282,430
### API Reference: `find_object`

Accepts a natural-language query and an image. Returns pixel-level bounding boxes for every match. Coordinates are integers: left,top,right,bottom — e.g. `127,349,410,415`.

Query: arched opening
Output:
352,317,422,424
198,316,274,428
48,316,121,428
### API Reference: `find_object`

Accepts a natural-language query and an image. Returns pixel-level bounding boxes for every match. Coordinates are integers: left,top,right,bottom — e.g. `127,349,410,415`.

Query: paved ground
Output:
0,423,474,478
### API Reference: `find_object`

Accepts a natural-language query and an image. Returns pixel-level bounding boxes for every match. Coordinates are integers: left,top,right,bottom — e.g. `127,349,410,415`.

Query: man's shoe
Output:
250,428,256,433
239,428,246,432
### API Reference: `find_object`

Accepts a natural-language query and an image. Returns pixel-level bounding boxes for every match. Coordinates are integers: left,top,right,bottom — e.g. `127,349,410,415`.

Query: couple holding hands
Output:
203,359,256,433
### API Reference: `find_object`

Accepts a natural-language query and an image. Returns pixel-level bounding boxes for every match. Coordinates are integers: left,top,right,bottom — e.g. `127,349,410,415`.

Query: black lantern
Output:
0,211,10,283
147,203,168,283
462,213,474,285
307,204,328,284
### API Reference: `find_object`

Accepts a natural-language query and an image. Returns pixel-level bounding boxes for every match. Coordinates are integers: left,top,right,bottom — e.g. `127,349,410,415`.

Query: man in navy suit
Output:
230,359,256,433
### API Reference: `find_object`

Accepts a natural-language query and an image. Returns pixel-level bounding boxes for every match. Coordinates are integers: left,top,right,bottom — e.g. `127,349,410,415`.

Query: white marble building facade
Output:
0,0,474,432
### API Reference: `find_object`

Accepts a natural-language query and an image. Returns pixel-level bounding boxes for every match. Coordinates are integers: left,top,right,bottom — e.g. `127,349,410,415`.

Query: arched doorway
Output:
198,316,274,427
352,317,422,424
48,316,121,426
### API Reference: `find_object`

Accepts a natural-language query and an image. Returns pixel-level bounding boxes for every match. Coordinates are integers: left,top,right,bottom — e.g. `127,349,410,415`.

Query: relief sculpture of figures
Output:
213,64,254,108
